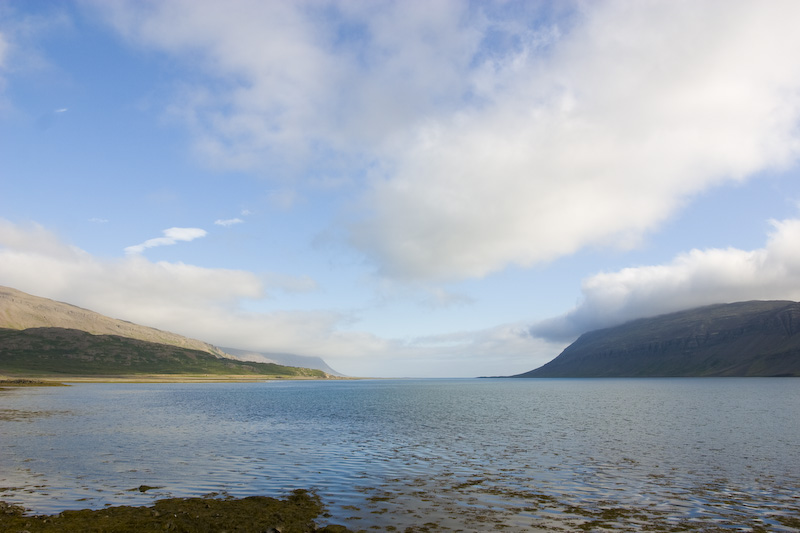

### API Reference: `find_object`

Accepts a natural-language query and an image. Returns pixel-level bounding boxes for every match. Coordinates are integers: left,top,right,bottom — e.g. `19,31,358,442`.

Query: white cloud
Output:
0,219,556,377
83,0,487,172
125,227,207,254
0,218,340,356
531,217,800,342
84,1,800,282
376,323,566,378
352,2,800,280
214,218,243,227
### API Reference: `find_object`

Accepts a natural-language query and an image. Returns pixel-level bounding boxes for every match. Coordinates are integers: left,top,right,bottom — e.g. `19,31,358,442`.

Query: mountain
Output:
0,286,329,379
0,286,226,357
221,347,344,376
514,301,800,378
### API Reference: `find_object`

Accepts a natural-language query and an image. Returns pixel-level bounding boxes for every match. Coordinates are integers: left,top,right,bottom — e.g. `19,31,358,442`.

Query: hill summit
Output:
514,301,800,378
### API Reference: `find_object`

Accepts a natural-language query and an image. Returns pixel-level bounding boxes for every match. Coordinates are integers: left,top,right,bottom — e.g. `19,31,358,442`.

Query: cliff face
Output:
515,301,800,378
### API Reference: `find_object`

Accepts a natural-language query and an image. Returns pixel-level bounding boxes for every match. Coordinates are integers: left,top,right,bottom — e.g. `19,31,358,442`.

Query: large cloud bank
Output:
531,217,800,342
87,0,800,280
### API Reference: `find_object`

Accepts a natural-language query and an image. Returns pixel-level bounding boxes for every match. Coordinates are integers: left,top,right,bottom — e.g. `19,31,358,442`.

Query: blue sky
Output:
3,1,800,377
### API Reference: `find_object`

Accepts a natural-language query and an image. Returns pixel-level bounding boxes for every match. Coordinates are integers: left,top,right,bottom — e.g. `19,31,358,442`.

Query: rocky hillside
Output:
514,301,800,378
0,286,226,357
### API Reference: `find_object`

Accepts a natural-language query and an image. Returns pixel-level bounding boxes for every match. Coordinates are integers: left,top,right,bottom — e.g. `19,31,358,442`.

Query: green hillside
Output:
0,327,327,378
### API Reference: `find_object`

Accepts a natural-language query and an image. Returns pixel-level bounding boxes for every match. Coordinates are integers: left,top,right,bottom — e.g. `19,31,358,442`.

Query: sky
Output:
2,1,800,377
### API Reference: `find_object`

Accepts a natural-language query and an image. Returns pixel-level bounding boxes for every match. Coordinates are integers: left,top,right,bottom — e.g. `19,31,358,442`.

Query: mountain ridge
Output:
514,300,800,377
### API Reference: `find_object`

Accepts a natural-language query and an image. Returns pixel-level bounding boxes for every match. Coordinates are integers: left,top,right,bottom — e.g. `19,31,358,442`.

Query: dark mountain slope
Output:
514,301,800,377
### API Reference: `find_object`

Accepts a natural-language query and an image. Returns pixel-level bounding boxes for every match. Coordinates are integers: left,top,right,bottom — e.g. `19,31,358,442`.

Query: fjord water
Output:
1,378,798,531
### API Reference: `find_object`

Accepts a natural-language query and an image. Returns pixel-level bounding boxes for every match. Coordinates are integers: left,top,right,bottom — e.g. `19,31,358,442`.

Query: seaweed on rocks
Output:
0,490,353,532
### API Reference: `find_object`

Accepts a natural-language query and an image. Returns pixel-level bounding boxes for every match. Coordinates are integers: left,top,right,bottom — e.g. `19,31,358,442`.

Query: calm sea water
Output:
1,378,799,531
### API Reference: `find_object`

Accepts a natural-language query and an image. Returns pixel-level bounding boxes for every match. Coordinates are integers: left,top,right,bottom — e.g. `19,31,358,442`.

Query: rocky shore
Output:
0,490,353,533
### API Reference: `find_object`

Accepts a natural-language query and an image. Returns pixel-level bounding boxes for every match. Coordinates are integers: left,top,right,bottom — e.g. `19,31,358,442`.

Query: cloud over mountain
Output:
531,217,800,342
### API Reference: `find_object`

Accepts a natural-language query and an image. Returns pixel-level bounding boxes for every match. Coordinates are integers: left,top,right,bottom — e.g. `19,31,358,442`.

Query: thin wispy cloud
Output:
214,218,243,227
125,227,207,254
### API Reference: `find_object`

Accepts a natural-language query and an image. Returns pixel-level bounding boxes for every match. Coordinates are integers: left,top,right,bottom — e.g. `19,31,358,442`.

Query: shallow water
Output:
1,378,799,531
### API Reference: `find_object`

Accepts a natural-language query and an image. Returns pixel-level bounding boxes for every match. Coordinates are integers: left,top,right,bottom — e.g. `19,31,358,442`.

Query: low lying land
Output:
0,378,68,387
0,490,352,533
1,374,341,384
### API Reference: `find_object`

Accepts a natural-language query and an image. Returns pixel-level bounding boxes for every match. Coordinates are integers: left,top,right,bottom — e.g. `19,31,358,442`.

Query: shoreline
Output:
0,491,353,533
0,378,69,387
4,486,800,532
0,374,357,385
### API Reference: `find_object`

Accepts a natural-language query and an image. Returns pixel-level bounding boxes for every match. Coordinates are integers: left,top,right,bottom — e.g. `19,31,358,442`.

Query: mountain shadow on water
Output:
514,301,800,378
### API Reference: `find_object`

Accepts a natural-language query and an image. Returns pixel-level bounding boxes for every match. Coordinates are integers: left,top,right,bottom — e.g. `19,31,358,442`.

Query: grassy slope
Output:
0,327,327,378
0,286,228,358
